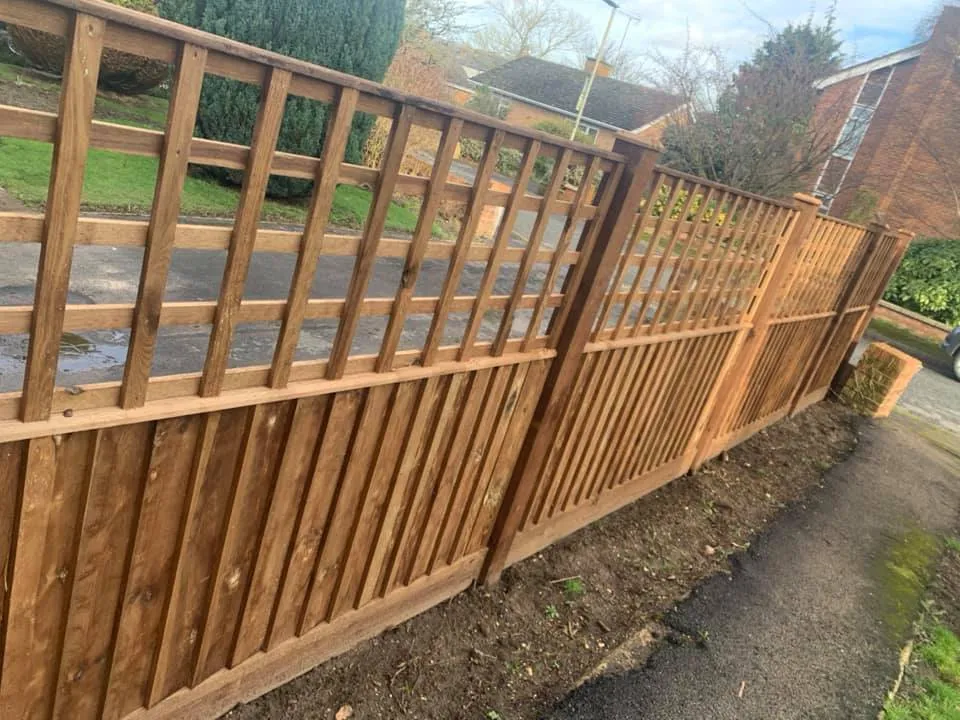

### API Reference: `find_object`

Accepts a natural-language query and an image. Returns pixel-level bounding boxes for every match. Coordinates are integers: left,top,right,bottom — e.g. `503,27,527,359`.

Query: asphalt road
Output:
0,216,581,392
546,414,960,720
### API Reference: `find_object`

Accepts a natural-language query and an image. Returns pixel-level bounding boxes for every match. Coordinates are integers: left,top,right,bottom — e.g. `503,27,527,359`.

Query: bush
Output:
8,0,167,94
160,0,404,199
884,239,960,325
466,85,508,120
531,119,594,189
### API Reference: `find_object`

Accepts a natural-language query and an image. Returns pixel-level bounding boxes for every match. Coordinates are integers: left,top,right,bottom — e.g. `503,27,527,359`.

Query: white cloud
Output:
534,0,930,66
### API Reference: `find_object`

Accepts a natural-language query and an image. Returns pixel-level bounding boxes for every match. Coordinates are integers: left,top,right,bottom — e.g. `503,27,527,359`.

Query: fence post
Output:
688,193,821,470
787,221,886,412
479,135,661,585
830,228,914,394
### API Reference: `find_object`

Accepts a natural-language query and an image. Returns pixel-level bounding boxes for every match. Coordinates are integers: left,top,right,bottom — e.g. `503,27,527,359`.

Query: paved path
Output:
546,415,960,720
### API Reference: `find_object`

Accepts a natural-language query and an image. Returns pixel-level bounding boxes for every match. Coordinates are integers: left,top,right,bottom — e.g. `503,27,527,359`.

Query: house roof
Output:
437,42,507,87
471,56,684,130
815,43,926,89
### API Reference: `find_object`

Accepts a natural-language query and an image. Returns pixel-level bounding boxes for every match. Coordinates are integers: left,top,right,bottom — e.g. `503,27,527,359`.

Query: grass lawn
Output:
0,60,421,232
869,318,947,359
0,137,421,231
883,538,960,720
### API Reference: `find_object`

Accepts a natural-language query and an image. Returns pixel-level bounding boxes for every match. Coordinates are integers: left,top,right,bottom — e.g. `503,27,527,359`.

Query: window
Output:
813,65,896,208
857,67,891,107
815,156,850,199
834,105,873,160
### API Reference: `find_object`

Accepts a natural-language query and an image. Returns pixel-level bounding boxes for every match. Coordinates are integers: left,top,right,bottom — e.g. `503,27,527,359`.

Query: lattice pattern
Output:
592,168,795,341
0,0,622,422
774,215,870,319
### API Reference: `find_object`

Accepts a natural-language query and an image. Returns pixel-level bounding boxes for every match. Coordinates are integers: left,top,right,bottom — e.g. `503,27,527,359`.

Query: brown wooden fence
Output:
0,1,910,718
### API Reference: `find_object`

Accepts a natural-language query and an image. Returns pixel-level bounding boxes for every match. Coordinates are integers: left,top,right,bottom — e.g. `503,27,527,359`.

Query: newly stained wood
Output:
21,15,104,421
0,1,909,716
121,43,207,409
201,68,291,397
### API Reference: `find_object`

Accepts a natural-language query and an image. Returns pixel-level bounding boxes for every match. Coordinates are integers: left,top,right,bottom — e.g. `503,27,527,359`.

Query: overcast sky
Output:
500,0,935,69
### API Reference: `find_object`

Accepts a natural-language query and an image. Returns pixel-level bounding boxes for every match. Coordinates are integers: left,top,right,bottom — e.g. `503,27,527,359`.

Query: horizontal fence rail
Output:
0,1,910,718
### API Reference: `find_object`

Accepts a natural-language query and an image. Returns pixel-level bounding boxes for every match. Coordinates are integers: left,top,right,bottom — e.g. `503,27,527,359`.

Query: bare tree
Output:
642,32,730,111
405,0,473,40
654,18,854,199
912,1,960,41
472,0,593,60
576,39,648,84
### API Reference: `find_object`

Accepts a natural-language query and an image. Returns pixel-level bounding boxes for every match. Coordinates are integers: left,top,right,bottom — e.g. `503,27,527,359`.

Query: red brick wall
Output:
448,87,668,151
819,8,960,237
829,58,919,220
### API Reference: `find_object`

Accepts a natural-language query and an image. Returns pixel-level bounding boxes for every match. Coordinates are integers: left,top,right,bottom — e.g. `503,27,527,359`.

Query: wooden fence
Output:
0,1,910,718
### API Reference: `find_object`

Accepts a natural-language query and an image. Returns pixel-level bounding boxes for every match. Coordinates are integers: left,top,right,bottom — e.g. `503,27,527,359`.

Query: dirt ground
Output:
225,401,860,720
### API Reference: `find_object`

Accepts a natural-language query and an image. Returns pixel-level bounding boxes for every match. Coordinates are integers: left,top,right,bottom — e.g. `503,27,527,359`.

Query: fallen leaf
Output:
336,704,353,720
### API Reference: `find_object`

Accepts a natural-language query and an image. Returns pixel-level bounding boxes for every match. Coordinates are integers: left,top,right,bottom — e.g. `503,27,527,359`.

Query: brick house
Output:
811,7,960,237
450,56,685,150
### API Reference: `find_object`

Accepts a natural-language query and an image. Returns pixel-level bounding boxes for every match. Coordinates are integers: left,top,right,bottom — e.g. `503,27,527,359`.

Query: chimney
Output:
584,56,612,78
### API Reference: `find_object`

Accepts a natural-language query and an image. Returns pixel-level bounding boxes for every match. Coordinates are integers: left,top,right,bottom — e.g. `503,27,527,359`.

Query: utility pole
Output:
571,0,618,141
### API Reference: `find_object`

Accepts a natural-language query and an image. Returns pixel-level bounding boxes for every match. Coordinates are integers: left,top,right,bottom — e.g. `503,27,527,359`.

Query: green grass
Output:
947,538,960,555
884,624,960,719
0,136,420,231
561,577,586,599
868,318,946,360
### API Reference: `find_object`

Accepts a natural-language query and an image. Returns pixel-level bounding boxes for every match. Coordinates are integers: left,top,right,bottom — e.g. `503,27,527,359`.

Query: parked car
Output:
944,326,960,380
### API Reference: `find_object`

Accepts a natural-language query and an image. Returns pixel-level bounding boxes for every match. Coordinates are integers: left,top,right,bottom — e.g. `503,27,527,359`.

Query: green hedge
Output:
884,239,960,326
159,0,403,199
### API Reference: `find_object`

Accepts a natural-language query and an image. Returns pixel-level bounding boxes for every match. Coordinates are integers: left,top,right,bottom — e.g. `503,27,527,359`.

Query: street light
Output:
570,0,620,141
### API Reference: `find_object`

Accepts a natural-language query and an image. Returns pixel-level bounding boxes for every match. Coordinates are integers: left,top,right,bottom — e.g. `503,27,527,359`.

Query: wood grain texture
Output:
201,68,291,397
121,43,208,409
0,433,95,720
326,105,414,379
21,14,104,421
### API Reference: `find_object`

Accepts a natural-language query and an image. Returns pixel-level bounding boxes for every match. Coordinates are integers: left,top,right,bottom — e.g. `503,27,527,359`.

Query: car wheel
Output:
954,351,960,381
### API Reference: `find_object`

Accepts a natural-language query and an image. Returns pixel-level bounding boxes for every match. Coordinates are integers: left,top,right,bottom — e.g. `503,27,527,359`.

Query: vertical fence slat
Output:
459,138,541,361
651,186,717,331
377,118,464,372
201,67,291,397
493,149,572,355
270,87,359,388
121,43,208,409
616,177,687,338
690,194,819,469
829,228,914,394
21,13,104,422
422,129,506,365
524,155,601,350
788,222,882,408
480,137,660,585
548,161,623,344
691,195,747,329
326,104,414,380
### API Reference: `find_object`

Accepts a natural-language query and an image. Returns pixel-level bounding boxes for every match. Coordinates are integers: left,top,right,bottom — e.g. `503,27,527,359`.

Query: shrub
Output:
362,38,448,175
884,239,960,325
845,188,879,225
531,119,593,189
466,85,508,120
160,0,404,199
8,0,167,94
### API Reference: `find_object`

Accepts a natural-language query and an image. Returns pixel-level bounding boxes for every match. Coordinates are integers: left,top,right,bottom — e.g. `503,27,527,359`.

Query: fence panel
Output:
0,0,911,717
502,168,799,566
0,0,619,716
